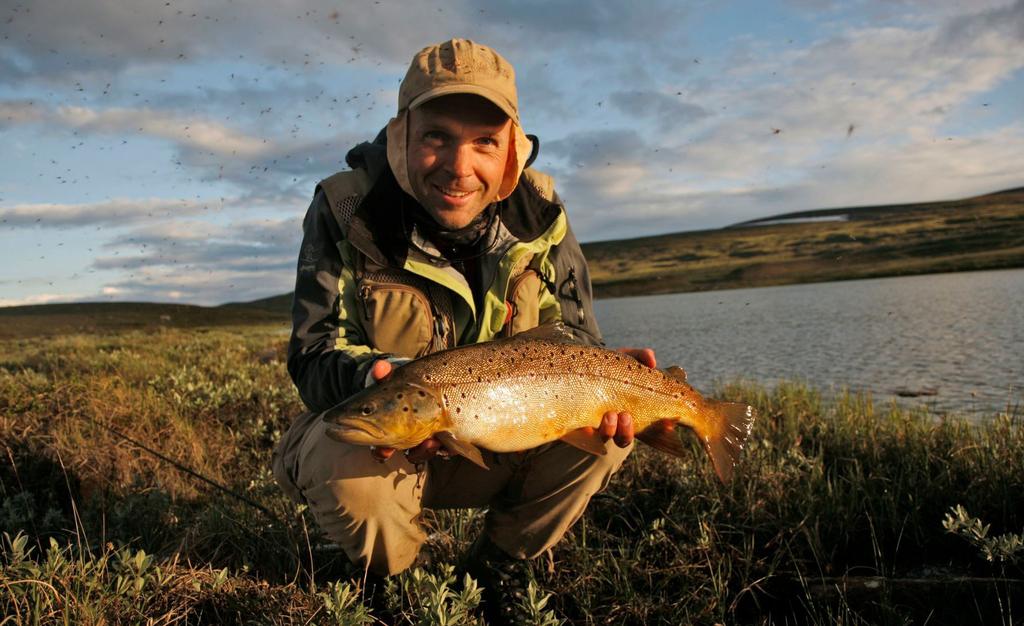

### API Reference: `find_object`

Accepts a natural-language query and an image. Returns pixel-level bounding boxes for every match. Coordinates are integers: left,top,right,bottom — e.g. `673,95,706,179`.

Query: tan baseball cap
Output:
399,39,521,122
386,39,534,202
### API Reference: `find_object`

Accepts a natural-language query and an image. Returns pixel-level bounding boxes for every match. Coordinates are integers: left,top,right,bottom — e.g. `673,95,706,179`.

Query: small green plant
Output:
943,505,1023,626
400,565,482,625
943,504,1024,564
514,580,564,626
320,579,373,625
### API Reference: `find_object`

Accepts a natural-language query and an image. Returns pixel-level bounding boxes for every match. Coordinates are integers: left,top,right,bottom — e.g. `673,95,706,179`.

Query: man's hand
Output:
599,347,658,448
367,359,444,463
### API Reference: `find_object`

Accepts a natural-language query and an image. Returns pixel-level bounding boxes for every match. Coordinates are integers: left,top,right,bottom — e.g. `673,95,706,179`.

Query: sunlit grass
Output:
1,327,1022,624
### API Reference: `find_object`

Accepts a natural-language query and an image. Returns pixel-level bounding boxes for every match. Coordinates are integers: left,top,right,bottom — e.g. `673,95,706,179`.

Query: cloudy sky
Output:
1,0,1022,306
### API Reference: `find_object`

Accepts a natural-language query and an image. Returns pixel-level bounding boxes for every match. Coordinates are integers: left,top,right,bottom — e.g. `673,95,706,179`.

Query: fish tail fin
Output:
701,400,755,483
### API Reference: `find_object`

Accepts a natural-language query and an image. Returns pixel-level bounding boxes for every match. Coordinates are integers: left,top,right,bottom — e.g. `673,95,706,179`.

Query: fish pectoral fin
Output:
636,422,689,459
559,428,608,456
664,366,688,383
434,431,489,470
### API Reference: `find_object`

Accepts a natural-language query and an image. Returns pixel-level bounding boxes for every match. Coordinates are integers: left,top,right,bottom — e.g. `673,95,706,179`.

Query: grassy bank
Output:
2,326,1022,624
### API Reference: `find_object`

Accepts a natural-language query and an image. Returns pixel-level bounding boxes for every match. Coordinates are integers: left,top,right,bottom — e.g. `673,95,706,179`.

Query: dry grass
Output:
1,327,1022,624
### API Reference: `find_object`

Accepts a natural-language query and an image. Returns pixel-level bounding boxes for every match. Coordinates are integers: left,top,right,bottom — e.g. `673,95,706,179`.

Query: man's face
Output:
406,94,512,230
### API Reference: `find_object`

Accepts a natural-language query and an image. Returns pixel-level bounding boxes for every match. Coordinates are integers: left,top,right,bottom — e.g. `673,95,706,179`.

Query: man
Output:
272,39,655,622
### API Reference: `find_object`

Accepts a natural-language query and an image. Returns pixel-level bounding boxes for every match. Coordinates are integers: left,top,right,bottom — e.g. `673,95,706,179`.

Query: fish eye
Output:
360,404,375,416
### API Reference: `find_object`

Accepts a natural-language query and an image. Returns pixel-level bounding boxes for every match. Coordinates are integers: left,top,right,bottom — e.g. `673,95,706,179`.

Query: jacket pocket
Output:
505,268,542,336
358,280,435,359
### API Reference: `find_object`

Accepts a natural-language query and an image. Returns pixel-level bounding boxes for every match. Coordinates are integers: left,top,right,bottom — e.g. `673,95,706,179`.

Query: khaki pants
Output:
272,411,632,576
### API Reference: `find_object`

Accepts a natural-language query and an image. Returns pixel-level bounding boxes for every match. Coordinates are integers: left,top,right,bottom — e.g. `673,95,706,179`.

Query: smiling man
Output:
272,39,654,623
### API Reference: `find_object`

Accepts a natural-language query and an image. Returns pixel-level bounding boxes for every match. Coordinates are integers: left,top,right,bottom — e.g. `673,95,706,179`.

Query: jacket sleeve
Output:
545,197,604,347
287,190,384,412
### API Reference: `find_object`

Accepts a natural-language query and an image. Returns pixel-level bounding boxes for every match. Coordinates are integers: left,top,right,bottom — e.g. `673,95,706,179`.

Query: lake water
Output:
594,268,1024,417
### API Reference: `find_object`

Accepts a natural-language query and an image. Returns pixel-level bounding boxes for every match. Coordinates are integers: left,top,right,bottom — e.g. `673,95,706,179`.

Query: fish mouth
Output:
324,417,387,444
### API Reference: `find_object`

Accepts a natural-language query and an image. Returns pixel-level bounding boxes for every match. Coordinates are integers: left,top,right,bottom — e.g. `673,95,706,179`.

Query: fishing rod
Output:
83,414,287,528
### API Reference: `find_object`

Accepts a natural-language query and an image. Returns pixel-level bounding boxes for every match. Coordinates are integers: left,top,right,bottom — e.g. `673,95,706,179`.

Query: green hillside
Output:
0,301,290,340
583,187,1024,297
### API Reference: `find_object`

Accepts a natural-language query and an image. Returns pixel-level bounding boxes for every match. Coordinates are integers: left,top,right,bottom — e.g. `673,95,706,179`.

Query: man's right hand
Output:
370,358,394,385
367,359,446,464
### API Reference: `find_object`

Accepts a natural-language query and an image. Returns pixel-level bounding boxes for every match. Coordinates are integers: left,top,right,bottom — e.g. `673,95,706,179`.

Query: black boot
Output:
461,534,535,625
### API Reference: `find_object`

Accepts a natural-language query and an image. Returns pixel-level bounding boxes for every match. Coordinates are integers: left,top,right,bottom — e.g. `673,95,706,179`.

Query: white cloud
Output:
1,102,273,160
99,265,296,306
55,106,269,158
0,292,89,307
0,197,211,227
0,100,46,124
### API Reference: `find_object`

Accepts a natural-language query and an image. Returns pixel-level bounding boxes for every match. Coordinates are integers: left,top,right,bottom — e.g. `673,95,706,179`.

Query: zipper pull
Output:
358,284,372,320
432,305,451,349
567,267,585,325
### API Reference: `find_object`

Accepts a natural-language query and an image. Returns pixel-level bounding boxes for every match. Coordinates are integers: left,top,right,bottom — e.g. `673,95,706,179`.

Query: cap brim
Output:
408,84,518,122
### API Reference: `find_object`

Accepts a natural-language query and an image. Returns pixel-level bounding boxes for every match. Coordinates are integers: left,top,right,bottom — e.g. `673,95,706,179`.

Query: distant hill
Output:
581,186,1024,297
2,186,1022,336
221,292,293,313
0,300,290,340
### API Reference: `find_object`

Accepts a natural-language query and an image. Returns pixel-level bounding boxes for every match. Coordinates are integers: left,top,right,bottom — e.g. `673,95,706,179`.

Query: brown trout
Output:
323,324,755,481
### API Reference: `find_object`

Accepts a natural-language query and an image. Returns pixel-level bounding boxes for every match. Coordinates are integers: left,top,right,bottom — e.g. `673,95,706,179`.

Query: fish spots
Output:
403,406,410,412
417,390,427,398
425,375,433,382
456,407,461,414
397,392,404,399
461,392,467,399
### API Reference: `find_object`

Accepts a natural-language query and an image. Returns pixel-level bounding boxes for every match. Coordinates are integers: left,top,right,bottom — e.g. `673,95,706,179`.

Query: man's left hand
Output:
599,347,657,448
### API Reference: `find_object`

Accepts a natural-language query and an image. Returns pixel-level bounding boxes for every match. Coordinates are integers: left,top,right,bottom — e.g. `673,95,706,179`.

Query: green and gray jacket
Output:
287,136,602,413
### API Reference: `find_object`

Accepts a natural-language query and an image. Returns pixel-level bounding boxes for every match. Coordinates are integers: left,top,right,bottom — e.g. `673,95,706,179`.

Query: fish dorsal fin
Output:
434,431,489,470
508,321,578,344
665,366,688,383
559,427,608,456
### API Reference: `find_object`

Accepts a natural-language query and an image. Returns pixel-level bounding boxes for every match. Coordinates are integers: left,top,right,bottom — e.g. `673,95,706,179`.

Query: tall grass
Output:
1,327,1021,624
